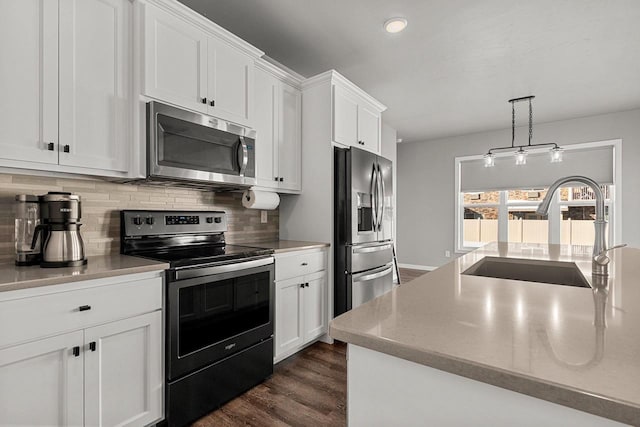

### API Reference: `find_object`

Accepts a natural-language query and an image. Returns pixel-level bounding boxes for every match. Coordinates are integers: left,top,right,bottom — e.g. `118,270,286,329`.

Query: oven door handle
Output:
174,257,273,280
352,264,393,283
238,136,249,177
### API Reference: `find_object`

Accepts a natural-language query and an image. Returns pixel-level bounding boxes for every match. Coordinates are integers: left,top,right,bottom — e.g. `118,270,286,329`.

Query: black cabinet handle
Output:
274,177,279,181
89,341,96,352
301,262,308,266
209,100,215,107
78,305,91,312
279,177,284,182
201,97,207,104
305,283,309,288
63,144,70,153
47,142,55,151
73,346,80,357
300,283,305,288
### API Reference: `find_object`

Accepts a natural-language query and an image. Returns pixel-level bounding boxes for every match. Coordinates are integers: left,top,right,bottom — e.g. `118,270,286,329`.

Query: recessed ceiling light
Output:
384,17,407,34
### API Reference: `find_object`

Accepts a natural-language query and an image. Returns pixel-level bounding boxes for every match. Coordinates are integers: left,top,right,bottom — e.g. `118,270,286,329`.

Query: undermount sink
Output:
462,257,591,288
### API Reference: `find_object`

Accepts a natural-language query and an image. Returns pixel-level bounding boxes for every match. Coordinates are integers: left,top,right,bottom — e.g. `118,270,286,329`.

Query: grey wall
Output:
397,108,640,268
381,123,398,242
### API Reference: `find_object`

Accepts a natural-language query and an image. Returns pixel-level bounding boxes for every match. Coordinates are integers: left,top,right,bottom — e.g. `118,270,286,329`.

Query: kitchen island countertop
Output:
330,242,640,424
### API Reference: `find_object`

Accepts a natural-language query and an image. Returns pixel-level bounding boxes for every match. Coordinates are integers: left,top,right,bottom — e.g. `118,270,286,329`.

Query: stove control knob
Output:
132,216,143,226
206,217,214,224
146,216,155,225
214,217,222,224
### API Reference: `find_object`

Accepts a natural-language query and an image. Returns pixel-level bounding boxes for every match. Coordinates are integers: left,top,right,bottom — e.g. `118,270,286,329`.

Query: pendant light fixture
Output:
483,96,563,167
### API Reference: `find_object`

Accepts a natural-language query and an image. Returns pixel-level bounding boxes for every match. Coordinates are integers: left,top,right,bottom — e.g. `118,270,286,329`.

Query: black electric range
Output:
121,210,275,427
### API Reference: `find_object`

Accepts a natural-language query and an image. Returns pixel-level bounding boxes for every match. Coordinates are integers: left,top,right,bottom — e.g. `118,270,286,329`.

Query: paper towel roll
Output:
242,190,280,210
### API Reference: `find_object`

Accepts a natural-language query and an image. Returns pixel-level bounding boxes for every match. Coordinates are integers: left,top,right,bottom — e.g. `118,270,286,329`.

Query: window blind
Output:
460,145,614,192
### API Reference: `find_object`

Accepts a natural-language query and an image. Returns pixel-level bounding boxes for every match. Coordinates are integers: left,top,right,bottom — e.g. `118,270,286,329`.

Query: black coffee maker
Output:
31,192,87,268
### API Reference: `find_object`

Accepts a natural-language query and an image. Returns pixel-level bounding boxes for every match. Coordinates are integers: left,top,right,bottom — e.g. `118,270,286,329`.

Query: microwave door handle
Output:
238,136,249,176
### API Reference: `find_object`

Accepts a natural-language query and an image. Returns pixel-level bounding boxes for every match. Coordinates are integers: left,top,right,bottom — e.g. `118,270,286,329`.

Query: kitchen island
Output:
330,243,640,426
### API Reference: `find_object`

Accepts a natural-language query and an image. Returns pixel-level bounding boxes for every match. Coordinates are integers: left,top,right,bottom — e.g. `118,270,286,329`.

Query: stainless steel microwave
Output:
146,101,256,189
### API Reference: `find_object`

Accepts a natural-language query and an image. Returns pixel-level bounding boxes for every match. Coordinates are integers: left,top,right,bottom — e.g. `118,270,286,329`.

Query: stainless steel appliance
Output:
146,101,256,189
121,210,274,427
14,195,41,266
334,147,394,316
32,192,87,268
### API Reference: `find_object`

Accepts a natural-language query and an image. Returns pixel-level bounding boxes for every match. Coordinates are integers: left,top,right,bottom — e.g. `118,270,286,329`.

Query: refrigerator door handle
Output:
377,164,385,232
352,243,392,254
370,163,378,231
353,264,394,283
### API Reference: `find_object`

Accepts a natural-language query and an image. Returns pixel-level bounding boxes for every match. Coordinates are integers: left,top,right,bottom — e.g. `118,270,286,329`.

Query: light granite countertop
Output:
0,255,169,293
245,240,329,254
330,242,640,425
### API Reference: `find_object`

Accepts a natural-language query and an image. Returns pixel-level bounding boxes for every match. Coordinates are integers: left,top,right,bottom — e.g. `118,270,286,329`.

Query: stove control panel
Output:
122,210,227,237
166,215,200,225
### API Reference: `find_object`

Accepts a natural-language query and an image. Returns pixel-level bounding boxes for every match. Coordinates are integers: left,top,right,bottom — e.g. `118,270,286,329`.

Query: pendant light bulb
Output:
514,148,527,166
484,153,495,168
550,146,564,163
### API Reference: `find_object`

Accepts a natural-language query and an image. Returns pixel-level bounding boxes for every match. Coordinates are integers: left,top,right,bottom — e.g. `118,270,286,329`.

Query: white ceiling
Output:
178,0,640,143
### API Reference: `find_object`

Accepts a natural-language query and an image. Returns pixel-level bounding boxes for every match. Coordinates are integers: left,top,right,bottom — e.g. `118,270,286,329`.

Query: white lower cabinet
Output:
274,248,328,362
0,331,84,427
84,311,163,427
0,272,164,427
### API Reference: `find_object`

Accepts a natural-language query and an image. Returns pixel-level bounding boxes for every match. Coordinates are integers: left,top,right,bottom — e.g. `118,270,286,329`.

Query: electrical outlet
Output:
445,250,451,258
260,211,268,223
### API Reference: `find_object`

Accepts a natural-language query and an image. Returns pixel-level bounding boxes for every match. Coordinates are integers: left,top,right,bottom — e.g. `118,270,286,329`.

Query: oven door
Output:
148,101,256,187
167,257,274,380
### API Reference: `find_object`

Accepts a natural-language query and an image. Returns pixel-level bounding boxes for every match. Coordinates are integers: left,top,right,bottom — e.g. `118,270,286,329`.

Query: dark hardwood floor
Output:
192,341,347,427
399,267,429,284
191,271,427,426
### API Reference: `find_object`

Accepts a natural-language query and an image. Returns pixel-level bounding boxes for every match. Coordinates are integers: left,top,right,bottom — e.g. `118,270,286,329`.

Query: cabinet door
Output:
143,3,207,113
357,103,381,154
0,0,58,165
59,0,130,172
275,277,304,359
332,85,358,147
303,271,328,341
278,82,302,191
0,331,84,427
254,68,279,188
84,311,163,427
207,36,253,125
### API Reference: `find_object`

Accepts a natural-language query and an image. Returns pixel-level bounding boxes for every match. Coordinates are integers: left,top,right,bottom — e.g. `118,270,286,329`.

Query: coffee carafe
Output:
15,195,41,266
32,192,87,268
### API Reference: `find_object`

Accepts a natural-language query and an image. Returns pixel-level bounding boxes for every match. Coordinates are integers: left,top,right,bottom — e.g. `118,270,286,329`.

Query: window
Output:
456,140,621,252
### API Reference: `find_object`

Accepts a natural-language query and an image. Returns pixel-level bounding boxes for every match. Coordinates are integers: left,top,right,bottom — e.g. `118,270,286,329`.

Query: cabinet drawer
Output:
0,276,162,348
275,250,326,282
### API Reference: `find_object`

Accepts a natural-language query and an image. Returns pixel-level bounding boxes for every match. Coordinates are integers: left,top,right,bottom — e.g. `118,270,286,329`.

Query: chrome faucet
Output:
536,175,623,276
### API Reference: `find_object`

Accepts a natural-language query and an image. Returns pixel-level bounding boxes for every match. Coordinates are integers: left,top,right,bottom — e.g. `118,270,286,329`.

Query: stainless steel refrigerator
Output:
334,146,394,316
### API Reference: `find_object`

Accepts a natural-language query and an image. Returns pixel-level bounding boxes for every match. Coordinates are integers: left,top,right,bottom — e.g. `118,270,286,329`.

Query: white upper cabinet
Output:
333,86,359,147
357,103,381,154
254,63,302,192
207,37,253,125
143,3,208,113
254,68,278,188
331,77,385,154
0,0,132,176
0,0,58,165
142,2,257,126
278,82,302,191
59,0,131,172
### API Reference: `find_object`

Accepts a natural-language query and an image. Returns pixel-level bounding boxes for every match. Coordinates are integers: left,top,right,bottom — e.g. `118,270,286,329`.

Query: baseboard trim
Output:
398,263,437,271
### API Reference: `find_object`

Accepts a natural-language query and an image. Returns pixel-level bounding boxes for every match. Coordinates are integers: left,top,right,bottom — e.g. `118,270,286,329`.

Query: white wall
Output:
397,108,640,268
